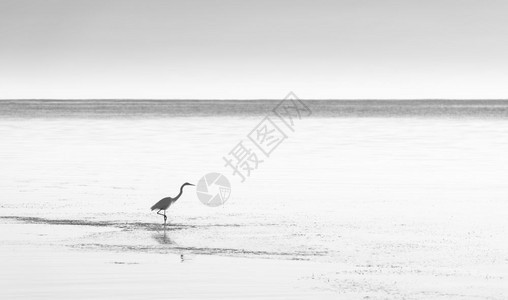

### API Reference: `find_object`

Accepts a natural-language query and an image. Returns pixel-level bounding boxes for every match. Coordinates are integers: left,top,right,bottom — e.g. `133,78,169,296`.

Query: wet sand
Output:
1,217,507,299
0,220,336,300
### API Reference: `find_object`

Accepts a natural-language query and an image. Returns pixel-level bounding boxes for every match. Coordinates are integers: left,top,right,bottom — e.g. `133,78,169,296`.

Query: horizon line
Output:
2,98,508,101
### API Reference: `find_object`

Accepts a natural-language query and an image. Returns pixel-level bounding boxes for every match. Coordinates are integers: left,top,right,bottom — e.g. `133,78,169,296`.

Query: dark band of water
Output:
1,216,324,260
1,100,508,118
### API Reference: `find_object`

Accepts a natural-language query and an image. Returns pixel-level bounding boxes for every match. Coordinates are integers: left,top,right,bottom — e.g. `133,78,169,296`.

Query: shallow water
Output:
1,100,508,297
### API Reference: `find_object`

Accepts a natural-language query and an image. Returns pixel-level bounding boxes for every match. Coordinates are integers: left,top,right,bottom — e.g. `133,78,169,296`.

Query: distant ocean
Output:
1,100,508,118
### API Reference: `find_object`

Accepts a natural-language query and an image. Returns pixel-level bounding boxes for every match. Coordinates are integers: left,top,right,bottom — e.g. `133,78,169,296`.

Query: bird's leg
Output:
157,209,166,224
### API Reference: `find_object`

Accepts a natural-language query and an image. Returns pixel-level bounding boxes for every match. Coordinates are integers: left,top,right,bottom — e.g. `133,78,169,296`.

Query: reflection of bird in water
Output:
152,226,174,244
151,182,195,224
152,229,187,262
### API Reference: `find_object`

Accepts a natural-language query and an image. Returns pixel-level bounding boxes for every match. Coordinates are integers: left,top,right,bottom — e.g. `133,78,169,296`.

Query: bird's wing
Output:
150,197,172,210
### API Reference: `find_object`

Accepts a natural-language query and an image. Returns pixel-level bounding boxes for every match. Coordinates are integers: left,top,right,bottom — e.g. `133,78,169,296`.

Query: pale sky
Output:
1,0,508,99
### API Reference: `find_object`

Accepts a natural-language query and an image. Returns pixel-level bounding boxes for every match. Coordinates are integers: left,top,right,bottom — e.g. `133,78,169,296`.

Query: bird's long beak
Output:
189,183,195,186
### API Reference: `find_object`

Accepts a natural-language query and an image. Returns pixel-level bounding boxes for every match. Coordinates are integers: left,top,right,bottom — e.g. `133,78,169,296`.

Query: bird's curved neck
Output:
174,184,186,199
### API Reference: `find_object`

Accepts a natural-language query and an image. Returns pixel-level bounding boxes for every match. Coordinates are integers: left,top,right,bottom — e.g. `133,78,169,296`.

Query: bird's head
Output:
183,182,195,187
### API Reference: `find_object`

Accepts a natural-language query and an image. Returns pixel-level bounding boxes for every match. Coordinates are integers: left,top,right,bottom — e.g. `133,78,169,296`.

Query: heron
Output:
151,182,195,224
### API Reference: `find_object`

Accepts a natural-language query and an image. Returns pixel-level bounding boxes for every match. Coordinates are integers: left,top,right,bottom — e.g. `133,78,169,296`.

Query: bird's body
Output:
151,182,194,224
151,196,175,211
